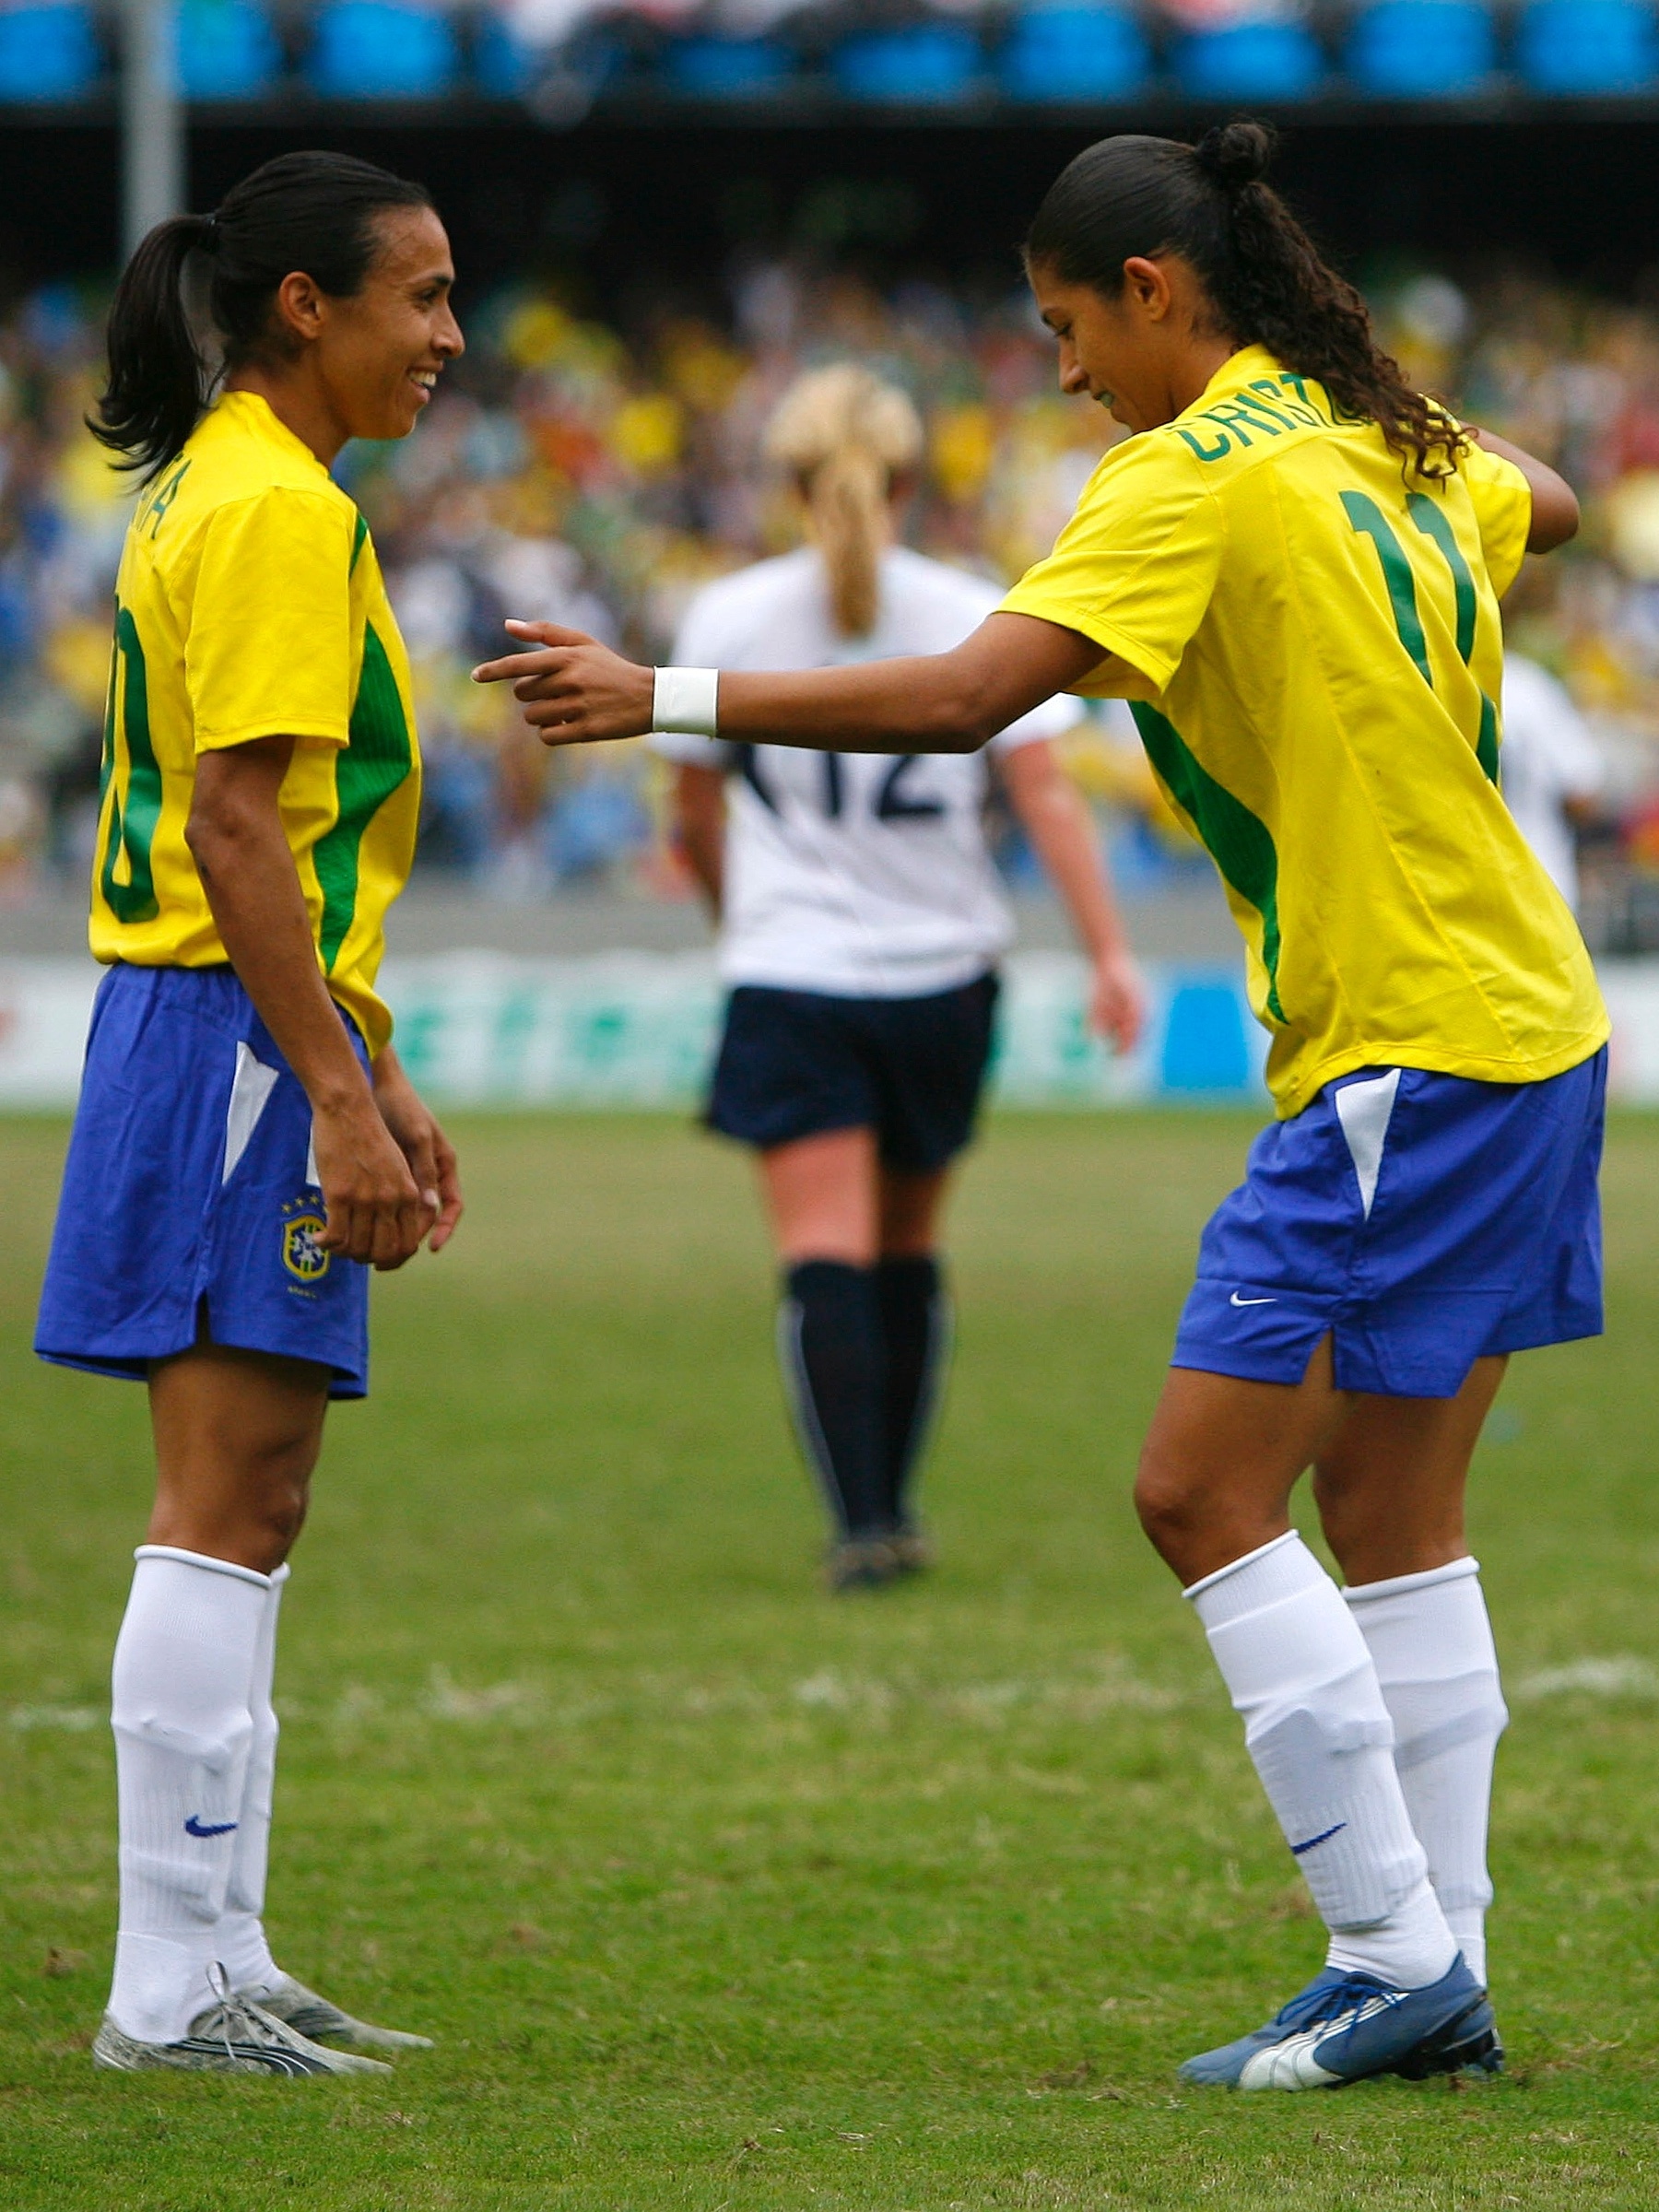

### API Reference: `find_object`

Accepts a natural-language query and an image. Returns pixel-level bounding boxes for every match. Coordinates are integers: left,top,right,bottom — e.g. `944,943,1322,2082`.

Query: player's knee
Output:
1133,1451,1206,1562
243,1452,312,1569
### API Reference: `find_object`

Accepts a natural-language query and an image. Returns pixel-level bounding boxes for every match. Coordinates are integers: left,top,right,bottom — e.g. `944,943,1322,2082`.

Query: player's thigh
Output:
147,1338,333,1572
759,1126,881,1265
1135,1336,1353,1584
1311,1354,1508,1586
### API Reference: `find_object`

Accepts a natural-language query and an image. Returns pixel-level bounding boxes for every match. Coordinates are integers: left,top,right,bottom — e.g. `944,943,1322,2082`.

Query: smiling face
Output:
1027,253,1236,435
276,204,464,447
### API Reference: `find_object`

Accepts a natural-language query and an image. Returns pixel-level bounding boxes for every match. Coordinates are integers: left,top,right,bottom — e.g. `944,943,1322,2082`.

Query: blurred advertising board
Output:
3,952,1656,1111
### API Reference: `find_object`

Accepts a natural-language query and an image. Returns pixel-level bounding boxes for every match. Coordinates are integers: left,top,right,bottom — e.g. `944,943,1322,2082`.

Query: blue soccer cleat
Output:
1179,1953,1502,2090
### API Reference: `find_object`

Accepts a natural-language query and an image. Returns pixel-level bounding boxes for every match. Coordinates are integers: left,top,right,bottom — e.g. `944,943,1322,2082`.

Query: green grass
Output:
4,1110,1659,2209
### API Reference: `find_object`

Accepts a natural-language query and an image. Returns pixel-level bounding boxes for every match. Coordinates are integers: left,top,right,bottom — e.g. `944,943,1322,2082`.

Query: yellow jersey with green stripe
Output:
91,389,419,1057
1000,343,1607,1116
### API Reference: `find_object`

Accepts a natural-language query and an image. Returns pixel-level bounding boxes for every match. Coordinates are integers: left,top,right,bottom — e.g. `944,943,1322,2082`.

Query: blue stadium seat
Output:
0,3,99,101
999,4,1150,100
307,0,460,99
831,24,981,102
1515,0,1657,90
1171,18,1324,100
1347,0,1495,94
667,35,792,96
473,15,532,96
179,0,280,99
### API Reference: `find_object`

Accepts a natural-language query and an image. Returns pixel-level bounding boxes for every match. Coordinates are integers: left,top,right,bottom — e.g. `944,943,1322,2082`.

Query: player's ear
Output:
273,271,326,347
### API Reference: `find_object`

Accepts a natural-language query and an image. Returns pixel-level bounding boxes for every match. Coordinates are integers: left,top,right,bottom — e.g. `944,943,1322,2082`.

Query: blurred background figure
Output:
1500,652,1606,915
654,364,1142,1589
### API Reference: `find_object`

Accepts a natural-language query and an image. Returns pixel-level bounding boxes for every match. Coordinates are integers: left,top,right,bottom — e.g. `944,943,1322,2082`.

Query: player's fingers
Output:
428,1138,465,1253
472,650,561,688
503,618,596,648
370,1195,420,1273
325,1197,372,1265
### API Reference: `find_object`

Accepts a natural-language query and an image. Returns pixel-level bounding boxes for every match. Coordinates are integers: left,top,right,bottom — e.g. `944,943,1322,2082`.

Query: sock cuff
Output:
784,1257,874,1291
1343,1557,1480,1606
268,1562,291,1588
876,1252,941,1284
134,1545,273,1592
1183,1530,1312,1613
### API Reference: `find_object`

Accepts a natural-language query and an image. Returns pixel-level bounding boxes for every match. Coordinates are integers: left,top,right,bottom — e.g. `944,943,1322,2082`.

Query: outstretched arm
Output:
474,611,1108,755
1467,428,1579,553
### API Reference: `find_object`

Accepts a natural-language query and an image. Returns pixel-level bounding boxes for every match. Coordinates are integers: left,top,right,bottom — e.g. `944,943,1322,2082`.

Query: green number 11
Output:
1341,490,1500,784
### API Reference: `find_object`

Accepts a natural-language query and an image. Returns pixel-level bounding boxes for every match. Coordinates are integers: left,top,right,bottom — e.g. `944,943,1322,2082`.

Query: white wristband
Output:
653,666,720,738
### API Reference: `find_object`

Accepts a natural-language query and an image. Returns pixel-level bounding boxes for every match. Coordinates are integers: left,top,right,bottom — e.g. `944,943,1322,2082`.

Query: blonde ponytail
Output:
764,365,924,640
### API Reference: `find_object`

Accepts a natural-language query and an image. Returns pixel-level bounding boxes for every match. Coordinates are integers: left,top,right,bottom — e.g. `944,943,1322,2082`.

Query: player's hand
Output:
311,1090,429,1270
1089,947,1147,1055
472,620,656,747
371,1049,464,1259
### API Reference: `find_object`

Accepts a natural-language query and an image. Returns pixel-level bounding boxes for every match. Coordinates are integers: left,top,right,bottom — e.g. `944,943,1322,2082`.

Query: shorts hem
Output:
35,1338,367,1401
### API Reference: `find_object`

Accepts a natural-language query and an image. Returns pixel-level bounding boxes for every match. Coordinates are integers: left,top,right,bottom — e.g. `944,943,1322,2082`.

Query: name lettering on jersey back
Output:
141,460,193,540
1175,373,1354,464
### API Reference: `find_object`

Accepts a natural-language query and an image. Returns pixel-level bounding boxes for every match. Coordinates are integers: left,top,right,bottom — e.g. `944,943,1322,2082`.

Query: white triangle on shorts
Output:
1335,1067,1402,1222
304,1124,320,1191
223,1041,280,1185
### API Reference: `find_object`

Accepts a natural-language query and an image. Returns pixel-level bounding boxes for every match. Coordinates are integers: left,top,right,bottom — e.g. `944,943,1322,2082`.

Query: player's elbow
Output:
1527,477,1580,554
914,677,1000,754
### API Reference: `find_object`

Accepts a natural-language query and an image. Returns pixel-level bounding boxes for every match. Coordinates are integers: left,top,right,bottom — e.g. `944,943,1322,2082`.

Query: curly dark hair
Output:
1024,121,1465,480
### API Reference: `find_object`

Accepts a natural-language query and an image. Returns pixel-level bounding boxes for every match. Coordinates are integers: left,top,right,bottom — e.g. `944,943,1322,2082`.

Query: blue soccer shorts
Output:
36,963,371,1398
1172,1047,1606,1399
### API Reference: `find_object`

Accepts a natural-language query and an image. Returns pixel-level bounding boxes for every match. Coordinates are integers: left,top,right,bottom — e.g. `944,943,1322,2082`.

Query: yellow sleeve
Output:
183,489,355,752
998,438,1226,697
1457,441,1533,600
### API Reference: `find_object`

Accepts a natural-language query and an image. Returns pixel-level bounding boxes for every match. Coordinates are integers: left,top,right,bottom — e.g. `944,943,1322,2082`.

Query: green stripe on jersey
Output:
314,621,412,971
99,606,162,924
1130,702,1287,1023
1341,491,1431,682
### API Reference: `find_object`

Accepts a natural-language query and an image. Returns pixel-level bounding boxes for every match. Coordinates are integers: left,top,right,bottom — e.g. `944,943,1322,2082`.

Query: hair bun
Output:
1194,120,1276,193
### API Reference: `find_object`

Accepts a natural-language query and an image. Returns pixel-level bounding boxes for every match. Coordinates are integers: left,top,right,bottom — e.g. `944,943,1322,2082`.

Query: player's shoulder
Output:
150,394,354,548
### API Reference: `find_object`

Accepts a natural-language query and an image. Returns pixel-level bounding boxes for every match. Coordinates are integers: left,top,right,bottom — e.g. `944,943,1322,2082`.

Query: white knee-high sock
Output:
108,1546,270,2042
218,1561,288,1995
1345,1558,1507,1988
1187,1532,1456,1990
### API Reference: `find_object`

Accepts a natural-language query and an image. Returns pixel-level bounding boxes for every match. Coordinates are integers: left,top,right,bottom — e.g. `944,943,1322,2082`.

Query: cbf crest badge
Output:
281,1197,331,1284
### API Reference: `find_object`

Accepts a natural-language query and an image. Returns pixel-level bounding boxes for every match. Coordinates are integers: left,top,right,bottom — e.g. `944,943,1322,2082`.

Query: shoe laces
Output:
1273,1970,1388,2036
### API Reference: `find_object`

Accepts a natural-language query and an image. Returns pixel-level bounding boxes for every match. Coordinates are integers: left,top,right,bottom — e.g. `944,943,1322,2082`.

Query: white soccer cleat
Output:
92,1992,393,2077
241,1969,434,2052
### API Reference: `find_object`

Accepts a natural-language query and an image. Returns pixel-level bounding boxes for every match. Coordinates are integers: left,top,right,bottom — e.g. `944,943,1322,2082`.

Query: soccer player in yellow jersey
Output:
36,152,464,2076
478,123,1606,2089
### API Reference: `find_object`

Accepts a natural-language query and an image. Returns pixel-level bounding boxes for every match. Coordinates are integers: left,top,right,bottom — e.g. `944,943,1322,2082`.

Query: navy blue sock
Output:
877,1253,948,1532
779,1261,888,1541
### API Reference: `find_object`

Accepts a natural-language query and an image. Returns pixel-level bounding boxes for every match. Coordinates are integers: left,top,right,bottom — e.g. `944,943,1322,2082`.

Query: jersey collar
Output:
1181,343,1286,422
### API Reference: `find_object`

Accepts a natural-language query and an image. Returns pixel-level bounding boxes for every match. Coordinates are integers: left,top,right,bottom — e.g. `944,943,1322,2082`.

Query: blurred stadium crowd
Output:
6,254,1659,937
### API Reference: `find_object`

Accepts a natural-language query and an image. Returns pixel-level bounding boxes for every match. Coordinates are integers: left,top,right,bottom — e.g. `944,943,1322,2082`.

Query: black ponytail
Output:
1024,122,1464,480
92,150,434,482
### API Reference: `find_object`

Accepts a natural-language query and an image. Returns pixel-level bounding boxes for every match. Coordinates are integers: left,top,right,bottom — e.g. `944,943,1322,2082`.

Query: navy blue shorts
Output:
1173,1048,1606,1399
36,964,371,1398
707,972,999,1172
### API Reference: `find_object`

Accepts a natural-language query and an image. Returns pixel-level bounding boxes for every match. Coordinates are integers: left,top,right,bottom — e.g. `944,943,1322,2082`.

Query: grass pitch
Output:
3,1110,1658,2210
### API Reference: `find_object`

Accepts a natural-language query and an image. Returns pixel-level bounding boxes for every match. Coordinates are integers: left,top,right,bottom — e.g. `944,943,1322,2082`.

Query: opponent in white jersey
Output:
654,366,1142,1588
1499,653,1605,913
